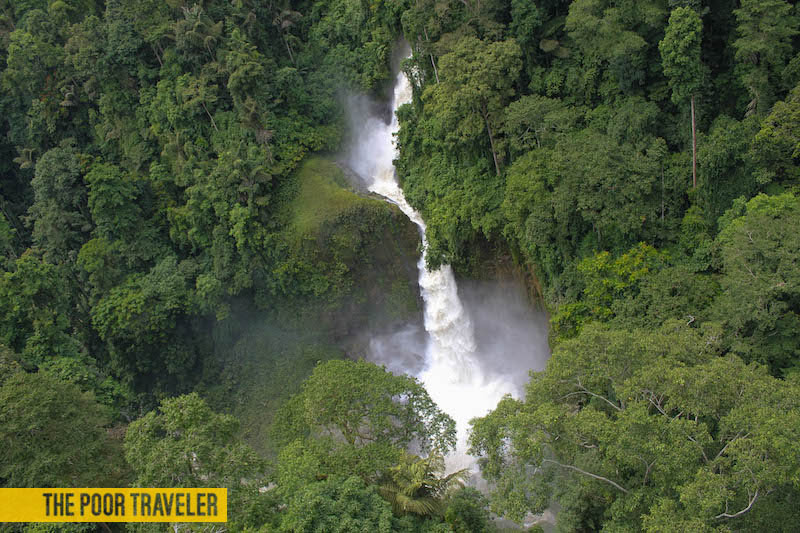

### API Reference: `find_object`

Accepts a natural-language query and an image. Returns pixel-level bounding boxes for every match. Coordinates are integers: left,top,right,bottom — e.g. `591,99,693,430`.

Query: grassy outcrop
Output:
200,156,422,456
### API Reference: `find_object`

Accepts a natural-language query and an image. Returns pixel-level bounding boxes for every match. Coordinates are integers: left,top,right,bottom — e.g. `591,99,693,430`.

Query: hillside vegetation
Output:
2,0,800,531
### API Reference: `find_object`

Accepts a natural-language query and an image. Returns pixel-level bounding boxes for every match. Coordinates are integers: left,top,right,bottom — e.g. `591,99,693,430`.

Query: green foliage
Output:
278,475,395,533
578,243,668,320
501,128,666,290
85,161,142,242
713,193,800,375
304,0,412,90
502,94,581,155
124,392,268,529
425,36,522,175
471,322,800,530
27,140,90,264
0,0,402,406
549,240,720,338
733,0,799,114
91,255,197,380
0,214,16,270
395,0,789,297
274,360,456,455
376,452,466,517
270,359,456,527
444,487,492,533
0,344,21,385
124,392,263,487
287,158,373,236
1,15,67,149
753,81,800,185
0,251,82,367
509,0,542,50
697,115,761,225
566,0,667,96
0,371,126,487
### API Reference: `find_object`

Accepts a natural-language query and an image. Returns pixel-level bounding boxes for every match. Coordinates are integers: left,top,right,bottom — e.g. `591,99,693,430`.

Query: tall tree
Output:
272,360,457,491
443,487,492,533
0,251,82,368
660,6,705,189
426,36,522,176
274,359,456,454
90,254,196,384
124,392,263,487
124,393,267,530
753,82,800,185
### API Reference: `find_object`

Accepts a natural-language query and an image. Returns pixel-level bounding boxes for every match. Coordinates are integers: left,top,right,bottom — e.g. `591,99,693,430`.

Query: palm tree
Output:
377,452,467,517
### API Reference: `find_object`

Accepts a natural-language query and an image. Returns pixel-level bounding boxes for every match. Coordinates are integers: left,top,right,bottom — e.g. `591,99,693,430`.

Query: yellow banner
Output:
0,488,227,522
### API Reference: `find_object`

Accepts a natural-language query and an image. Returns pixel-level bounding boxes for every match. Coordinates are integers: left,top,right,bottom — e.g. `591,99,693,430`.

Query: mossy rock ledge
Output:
268,156,423,341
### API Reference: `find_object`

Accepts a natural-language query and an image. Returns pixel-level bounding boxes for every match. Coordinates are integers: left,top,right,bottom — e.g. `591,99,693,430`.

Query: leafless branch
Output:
716,489,759,519
714,431,749,462
542,459,629,493
560,380,622,412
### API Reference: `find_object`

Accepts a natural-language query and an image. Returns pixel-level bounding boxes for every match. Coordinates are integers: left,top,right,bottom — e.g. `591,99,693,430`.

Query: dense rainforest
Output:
1,0,800,531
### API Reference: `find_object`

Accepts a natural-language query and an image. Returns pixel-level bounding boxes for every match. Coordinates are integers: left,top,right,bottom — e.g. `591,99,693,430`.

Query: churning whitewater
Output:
347,67,534,473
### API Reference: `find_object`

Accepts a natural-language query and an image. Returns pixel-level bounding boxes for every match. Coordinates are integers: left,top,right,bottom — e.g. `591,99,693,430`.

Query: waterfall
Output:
347,67,546,474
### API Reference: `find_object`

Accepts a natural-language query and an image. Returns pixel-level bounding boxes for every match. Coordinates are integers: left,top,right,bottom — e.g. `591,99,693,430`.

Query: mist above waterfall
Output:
364,282,550,392
457,280,550,392
367,277,550,468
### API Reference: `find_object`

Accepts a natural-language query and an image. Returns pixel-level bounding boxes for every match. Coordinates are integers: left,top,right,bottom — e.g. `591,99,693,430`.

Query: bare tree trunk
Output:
661,164,665,222
283,34,296,66
151,43,163,67
429,53,440,84
691,94,697,189
201,101,219,132
423,28,440,84
482,105,501,176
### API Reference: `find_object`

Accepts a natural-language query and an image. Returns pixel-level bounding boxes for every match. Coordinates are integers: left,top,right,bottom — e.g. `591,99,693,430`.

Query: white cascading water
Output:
348,68,521,473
